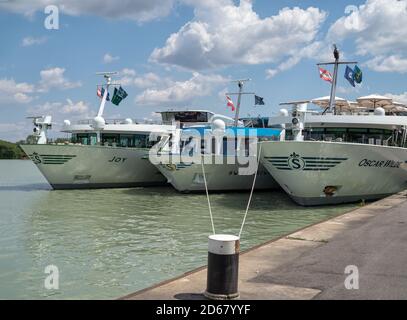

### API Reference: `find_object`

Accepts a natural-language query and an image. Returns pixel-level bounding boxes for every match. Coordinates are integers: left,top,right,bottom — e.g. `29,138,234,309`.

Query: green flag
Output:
111,86,128,106
353,65,362,84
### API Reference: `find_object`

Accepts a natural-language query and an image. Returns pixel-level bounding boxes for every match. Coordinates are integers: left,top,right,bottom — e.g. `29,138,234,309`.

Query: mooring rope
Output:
238,142,262,238
201,155,216,235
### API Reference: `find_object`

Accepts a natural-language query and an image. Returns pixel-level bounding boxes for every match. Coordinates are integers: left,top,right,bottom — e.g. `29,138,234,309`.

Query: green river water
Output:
0,160,356,299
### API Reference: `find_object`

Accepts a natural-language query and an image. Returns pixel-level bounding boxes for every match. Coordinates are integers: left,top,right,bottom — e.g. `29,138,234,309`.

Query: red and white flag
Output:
97,87,103,98
319,67,333,83
226,95,235,111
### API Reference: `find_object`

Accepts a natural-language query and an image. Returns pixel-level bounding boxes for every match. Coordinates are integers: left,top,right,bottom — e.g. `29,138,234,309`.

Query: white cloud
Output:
103,53,120,64
150,1,326,70
336,85,362,95
132,72,161,88
118,68,171,89
0,122,25,133
328,0,407,73
384,92,407,105
62,99,89,114
365,55,407,73
0,78,35,104
265,69,279,80
0,122,28,142
120,68,137,77
21,36,47,47
265,41,327,79
0,0,175,22
217,87,228,102
38,67,81,92
0,68,82,107
29,99,90,116
14,92,34,103
135,72,228,105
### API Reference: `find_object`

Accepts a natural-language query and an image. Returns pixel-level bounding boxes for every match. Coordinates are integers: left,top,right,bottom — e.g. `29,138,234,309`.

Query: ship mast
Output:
226,79,254,126
94,72,119,144
317,45,357,114
96,71,118,118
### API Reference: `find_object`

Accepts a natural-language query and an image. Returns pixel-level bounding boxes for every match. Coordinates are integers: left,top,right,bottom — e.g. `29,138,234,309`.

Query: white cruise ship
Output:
19,73,220,189
260,99,407,205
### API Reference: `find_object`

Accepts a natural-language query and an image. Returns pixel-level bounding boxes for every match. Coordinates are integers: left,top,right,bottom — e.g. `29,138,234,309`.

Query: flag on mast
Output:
111,86,128,106
353,65,363,84
97,87,110,101
226,95,235,111
254,95,265,105
344,65,355,87
318,67,333,83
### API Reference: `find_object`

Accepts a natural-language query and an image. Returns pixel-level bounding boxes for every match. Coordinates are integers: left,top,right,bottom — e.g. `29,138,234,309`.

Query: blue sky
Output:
0,0,406,141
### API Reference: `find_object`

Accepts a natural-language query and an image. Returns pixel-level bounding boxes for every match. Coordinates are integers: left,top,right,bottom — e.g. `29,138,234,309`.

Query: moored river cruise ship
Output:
260,97,407,205
20,72,227,189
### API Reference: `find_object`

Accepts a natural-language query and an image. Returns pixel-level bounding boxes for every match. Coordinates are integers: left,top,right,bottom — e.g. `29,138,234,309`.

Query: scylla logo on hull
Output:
288,152,305,170
30,152,42,164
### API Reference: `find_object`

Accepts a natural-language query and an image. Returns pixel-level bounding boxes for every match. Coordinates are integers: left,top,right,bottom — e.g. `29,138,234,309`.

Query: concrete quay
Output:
121,190,407,300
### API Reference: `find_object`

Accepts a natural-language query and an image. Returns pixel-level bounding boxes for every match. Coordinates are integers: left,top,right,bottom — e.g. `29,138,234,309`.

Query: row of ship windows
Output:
286,128,406,147
72,134,159,148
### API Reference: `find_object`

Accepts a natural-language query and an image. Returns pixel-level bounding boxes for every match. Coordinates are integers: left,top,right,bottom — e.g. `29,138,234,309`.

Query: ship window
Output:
325,128,347,133
134,134,148,148
162,111,209,124
74,133,95,145
120,134,134,147
309,128,325,132
101,134,119,146
368,129,384,134
89,134,97,145
348,128,368,133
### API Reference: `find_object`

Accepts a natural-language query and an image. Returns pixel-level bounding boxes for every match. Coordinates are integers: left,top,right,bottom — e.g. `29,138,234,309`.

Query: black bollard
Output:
204,234,240,300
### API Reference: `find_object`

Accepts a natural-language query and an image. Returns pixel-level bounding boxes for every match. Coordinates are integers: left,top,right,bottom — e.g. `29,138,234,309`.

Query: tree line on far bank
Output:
0,139,25,159
0,135,41,159
0,135,70,159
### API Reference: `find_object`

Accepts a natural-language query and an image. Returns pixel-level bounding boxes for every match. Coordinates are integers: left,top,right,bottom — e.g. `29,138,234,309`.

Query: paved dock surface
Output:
121,191,407,300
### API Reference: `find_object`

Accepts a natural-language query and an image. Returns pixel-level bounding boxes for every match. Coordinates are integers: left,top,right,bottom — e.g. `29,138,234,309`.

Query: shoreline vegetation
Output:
0,139,26,159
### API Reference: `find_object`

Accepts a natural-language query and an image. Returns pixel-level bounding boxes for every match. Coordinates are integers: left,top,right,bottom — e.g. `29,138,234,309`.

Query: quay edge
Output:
120,189,407,300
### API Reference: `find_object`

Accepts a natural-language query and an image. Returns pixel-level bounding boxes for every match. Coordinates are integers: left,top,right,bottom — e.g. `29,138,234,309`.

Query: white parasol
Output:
356,94,393,108
311,96,350,108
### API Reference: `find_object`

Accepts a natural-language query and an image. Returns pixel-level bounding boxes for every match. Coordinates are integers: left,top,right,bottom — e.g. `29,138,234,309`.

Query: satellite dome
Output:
93,116,105,130
124,118,133,124
279,108,289,116
211,118,226,133
374,107,385,116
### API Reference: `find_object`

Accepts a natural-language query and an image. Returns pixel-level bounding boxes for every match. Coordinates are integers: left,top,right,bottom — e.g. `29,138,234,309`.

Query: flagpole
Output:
96,72,117,118
226,79,252,126
317,46,357,115
97,82,110,118
234,81,243,126
328,45,339,114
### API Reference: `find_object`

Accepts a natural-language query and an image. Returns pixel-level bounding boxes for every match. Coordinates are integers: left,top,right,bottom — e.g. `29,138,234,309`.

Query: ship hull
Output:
20,144,167,189
156,155,279,192
260,141,407,206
